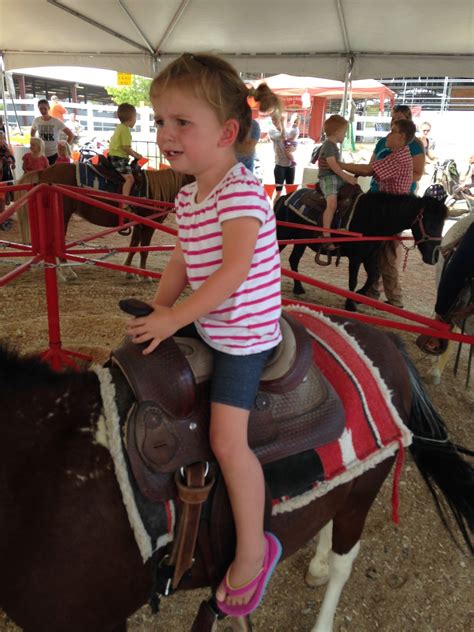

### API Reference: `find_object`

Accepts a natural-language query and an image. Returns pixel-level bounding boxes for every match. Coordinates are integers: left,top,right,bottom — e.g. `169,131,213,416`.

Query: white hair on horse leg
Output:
311,542,360,632
306,520,332,587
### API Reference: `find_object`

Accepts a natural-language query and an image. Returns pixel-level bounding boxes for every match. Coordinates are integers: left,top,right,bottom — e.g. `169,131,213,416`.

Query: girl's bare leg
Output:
212,402,266,607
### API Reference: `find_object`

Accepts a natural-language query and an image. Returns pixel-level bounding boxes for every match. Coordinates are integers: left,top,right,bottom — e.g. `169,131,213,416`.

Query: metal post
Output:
341,56,354,118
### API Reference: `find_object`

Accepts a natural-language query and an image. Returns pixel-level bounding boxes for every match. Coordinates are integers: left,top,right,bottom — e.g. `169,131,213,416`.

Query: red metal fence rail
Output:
1,182,472,370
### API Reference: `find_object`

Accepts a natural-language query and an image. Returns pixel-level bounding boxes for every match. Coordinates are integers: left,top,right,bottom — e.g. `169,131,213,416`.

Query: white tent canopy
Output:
1,0,473,80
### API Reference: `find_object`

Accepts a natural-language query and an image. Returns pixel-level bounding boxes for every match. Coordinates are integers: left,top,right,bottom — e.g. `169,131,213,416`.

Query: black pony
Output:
275,190,447,311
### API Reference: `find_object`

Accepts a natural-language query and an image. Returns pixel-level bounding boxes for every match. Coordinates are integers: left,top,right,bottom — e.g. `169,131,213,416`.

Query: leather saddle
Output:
93,155,146,198
110,312,345,502
286,182,362,227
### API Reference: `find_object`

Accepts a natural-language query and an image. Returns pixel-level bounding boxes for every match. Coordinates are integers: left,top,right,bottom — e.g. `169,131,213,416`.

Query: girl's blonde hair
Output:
30,137,46,156
150,53,282,150
58,141,71,157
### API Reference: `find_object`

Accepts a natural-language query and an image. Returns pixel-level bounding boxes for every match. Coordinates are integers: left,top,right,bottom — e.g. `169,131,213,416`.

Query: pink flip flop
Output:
216,532,282,617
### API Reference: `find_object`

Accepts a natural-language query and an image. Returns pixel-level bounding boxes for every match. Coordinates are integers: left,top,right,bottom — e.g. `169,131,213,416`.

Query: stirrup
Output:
315,245,338,267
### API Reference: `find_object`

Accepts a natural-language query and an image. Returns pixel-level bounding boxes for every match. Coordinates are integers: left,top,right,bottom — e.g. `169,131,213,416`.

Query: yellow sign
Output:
117,72,133,86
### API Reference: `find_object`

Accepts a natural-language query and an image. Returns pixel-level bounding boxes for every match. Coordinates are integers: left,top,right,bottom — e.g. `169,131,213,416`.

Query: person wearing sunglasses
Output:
419,122,437,162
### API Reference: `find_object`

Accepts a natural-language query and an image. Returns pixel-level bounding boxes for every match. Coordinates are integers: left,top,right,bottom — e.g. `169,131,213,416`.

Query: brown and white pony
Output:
15,165,192,275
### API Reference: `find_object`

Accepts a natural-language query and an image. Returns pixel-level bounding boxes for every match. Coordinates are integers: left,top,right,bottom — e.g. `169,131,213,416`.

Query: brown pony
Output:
15,165,192,274
0,316,472,632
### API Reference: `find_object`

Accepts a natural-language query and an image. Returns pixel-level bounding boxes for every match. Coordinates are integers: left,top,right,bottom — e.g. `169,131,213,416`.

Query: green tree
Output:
105,76,151,107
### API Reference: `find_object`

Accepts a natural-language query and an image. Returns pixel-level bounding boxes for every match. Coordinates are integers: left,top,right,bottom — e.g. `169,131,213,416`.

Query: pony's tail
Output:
398,345,474,553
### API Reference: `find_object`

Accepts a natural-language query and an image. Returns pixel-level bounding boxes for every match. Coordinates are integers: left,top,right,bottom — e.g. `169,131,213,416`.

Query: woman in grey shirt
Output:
268,111,298,201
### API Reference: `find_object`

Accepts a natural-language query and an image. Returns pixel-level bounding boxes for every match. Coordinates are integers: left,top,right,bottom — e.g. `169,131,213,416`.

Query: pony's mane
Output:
361,191,415,211
16,170,41,186
147,169,194,203
0,343,80,388
360,191,447,222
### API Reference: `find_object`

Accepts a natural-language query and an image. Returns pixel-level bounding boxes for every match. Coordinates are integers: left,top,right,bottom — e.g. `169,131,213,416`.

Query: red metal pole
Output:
36,187,64,370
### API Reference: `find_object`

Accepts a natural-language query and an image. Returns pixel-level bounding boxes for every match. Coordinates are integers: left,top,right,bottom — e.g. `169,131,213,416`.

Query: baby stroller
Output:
426,159,474,212
78,137,108,163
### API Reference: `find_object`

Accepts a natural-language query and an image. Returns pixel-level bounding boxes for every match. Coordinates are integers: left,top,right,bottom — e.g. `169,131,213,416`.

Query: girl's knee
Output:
210,428,232,460
210,427,246,463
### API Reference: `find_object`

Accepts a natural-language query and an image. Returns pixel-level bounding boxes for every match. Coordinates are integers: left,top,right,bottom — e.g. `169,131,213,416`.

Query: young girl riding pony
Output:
126,54,283,616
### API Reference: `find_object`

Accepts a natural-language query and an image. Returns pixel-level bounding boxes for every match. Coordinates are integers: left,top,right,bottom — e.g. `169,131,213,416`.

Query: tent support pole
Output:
341,56,354,117
0,55,19,145
118,0,155,54
154,0,192,55
46,0,150,54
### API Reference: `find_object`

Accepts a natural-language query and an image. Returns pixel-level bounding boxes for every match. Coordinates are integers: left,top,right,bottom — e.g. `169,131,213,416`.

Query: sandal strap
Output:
222,542,269,597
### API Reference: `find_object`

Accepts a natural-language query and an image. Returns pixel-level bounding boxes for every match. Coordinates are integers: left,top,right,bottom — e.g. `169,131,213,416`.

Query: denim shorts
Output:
175,323,274,411
210,347,274,410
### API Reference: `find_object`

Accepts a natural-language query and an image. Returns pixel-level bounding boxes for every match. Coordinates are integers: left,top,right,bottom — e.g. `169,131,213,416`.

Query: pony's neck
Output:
357,194,420,235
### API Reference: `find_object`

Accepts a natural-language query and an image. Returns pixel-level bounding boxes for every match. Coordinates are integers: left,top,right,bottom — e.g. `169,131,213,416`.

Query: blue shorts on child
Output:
175,323,275,411
211,346,274,410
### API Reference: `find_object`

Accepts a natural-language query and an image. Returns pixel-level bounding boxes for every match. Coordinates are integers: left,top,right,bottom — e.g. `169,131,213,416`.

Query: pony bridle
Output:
400,207,442,269
409,208,442,247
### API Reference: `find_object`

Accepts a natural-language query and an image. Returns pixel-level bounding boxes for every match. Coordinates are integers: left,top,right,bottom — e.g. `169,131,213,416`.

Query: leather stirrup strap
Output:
169,462,215,589
190,599,222,632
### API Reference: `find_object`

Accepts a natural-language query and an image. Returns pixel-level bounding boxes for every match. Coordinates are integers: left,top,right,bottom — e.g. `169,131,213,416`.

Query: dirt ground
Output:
1,212,473,632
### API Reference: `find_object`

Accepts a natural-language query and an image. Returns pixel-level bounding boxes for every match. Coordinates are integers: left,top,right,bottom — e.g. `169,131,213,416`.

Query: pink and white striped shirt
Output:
175,163,282,355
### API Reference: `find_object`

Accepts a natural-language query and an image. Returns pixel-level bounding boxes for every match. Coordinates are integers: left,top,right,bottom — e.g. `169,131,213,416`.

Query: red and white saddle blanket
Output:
97,307,412,562
269,306,412,522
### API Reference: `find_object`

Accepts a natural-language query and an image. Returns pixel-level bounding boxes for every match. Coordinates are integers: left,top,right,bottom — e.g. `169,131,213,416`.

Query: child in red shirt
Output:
55,141,72,164
22,138,49,173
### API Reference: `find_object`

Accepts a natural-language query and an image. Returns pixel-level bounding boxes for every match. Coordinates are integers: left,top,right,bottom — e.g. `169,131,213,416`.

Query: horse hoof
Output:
345,301,357,312
305,570,329,588
293,286,306,296
424,369,441,385
139,274,153,283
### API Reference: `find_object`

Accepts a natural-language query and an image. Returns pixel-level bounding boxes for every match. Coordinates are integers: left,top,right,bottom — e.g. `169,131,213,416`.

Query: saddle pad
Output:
93,365,176,562
267,307,412,516
285,187,323,226
75,162,118,193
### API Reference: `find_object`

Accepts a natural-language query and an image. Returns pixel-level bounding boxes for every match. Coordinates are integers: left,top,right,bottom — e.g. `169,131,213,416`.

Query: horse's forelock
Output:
423,195,448,222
